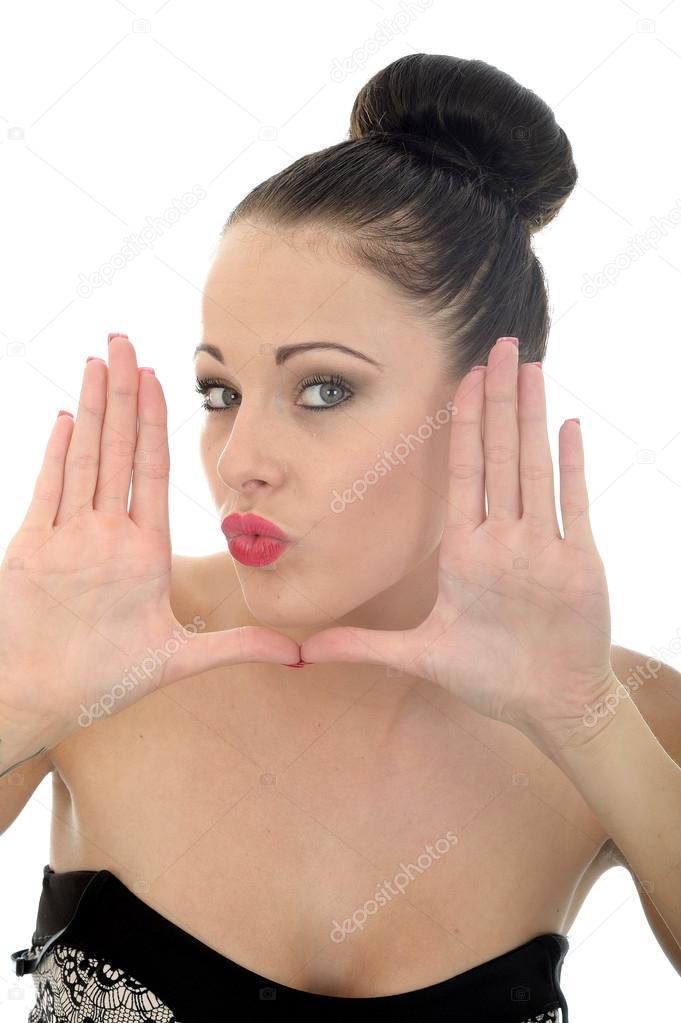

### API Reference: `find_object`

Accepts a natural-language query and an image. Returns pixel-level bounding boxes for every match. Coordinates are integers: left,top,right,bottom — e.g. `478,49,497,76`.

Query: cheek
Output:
199,441,214,496
199,428,225,493
315,423,449,573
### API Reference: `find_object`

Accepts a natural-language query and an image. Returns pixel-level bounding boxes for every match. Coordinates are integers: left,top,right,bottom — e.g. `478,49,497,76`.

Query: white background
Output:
1,0,681,1019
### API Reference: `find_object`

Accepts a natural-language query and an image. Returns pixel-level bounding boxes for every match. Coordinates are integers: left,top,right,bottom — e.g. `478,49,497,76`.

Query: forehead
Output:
201,222,426,356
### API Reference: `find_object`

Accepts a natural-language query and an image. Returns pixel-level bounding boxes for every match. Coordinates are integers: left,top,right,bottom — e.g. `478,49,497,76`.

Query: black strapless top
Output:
11,864,570,1022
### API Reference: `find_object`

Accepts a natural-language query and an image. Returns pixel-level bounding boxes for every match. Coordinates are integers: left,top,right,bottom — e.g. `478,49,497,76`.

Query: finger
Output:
93,336,139,514
20,412,76,532
445,366,486,531
517,362,560,536
300,625,417,673
54,359,108,525
483,337,521,521
558,419,596,549
161,625,303,689
129,371,170,532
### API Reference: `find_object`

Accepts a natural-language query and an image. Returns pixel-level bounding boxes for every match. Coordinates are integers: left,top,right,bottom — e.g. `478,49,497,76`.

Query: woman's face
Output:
197,221,457,635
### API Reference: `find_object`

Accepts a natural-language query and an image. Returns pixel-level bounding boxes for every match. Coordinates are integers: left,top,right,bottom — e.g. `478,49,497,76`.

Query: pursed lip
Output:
221,512,290,543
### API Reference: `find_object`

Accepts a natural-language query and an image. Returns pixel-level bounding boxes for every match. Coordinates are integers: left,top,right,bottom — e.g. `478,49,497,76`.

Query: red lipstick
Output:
221,513,290,567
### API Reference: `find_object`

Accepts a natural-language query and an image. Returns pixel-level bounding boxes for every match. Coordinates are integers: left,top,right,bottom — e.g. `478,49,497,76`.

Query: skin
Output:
197,220,456,642
5,228,679,993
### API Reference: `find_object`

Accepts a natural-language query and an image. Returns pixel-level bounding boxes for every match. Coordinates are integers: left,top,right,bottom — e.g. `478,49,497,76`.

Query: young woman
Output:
2,53,680,1023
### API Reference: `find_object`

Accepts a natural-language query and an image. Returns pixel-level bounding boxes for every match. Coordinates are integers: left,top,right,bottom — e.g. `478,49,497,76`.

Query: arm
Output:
0,703,66,781
543,651,681,975
0,742,53,837
606,838,681,975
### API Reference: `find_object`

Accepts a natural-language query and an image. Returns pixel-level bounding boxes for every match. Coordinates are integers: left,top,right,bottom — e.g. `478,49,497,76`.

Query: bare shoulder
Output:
168,551,196,619
169,550,242,630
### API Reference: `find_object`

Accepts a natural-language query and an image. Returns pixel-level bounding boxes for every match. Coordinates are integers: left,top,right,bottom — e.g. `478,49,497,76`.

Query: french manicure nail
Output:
498,336,519,347
108,333,128,344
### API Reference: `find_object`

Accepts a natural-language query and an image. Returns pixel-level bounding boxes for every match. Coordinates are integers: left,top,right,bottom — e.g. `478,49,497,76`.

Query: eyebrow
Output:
193,340,385,370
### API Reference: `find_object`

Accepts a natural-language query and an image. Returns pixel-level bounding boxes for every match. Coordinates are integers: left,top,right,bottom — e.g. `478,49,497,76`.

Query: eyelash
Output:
194,373,354,414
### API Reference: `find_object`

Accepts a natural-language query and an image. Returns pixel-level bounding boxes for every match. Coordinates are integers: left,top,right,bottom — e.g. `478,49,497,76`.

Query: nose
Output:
215,400,288,495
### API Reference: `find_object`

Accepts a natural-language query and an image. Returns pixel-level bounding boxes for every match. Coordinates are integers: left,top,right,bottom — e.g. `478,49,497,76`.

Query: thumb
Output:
300,625,417,673
160,625,302,689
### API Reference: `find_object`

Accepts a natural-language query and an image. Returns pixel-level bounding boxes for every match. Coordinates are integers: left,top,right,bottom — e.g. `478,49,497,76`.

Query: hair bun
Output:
349,53,577,233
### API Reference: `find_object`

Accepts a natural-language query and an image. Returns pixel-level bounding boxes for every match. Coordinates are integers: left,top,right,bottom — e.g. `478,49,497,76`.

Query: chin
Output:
244,601,337,632
238,578,342,631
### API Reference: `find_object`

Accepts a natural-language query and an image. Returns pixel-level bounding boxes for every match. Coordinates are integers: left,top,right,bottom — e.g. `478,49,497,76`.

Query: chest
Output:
47,667,608,995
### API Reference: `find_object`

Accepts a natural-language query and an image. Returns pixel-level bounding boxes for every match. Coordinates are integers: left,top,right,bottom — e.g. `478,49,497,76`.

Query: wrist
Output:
0,703,69,779
519,670,634,763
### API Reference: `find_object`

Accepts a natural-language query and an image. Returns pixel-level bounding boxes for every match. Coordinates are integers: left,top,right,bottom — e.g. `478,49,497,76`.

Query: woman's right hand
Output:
0,335,302,749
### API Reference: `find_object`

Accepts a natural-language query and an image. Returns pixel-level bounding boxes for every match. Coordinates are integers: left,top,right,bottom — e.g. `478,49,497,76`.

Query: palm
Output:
0,338,301,745
2,511,174,723
403,519,610,726
300,338,613,735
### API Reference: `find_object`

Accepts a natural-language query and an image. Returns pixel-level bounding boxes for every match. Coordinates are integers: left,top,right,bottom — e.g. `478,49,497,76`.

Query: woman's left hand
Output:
299,336,617,756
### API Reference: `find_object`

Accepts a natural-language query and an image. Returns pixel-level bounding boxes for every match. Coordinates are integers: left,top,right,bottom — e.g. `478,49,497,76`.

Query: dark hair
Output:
221,53,578,380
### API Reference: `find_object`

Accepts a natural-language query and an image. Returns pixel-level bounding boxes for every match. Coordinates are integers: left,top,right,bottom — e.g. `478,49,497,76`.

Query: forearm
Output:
0,704,65,779
535,675,681,949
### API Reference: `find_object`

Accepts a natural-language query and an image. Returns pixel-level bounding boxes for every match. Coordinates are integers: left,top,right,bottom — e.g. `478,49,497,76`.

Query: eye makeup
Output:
194,372,355,414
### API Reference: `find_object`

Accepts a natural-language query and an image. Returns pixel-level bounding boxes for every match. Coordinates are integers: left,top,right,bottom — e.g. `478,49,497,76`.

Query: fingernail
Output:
108,333,128,344
497,336,519,347
470,364,486,372
57,409,73,418
527,361,542,368
566,417,580,425
86,356,105,364
139,367,155,376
